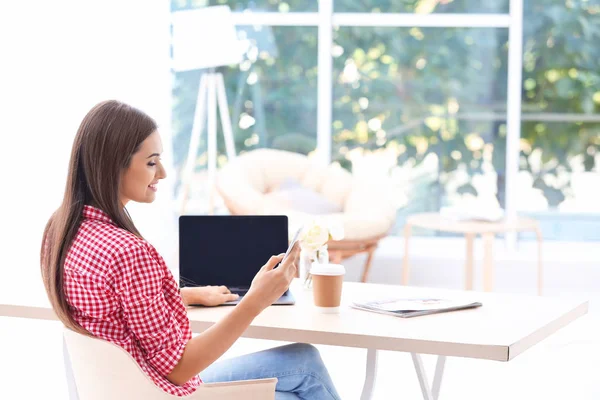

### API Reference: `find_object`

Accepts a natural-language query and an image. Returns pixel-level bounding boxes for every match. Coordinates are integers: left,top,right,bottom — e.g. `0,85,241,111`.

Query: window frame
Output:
225,0,599,245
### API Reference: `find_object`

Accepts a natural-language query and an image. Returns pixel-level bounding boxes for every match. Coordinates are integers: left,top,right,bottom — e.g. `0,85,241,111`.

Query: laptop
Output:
179,215,295,306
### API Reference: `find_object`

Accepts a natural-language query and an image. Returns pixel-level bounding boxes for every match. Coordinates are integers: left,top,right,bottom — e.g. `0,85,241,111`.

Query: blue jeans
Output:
200,343,341,400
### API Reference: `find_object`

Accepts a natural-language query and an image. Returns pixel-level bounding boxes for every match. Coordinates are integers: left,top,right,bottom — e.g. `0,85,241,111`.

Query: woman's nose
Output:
158,162,167,179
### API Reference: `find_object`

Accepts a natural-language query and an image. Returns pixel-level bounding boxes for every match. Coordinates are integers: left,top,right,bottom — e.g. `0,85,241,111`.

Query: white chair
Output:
216,149,398,282
63,328,277,400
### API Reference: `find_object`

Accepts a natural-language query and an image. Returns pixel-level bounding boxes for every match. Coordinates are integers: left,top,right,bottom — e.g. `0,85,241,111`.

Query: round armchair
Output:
216,149,397,282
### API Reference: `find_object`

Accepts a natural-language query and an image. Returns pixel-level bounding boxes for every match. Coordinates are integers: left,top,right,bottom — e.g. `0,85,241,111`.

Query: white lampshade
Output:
171,6,244,72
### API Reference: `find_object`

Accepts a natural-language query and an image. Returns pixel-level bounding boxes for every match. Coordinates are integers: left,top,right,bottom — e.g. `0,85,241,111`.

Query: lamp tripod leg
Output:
180,74,208,215
181,72,237,216
216,73,236,160
207,73,218,215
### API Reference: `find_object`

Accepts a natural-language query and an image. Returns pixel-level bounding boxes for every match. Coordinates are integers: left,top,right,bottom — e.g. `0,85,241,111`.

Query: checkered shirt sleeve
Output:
115,244,186,377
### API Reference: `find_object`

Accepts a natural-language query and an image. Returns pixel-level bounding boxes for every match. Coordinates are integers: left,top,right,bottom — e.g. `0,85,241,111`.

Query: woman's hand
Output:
242,247,300,314
180,286,239,307
168,250,299,386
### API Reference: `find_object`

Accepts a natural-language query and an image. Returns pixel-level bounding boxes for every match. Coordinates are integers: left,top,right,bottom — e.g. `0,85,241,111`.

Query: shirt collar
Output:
82,205,115,225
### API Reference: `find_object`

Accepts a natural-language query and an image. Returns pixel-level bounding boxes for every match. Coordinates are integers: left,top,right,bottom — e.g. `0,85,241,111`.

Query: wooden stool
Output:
402,213,543,295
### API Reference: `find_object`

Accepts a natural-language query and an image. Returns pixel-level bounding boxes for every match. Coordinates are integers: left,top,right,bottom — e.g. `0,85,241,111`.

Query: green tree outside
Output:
171,0,600,238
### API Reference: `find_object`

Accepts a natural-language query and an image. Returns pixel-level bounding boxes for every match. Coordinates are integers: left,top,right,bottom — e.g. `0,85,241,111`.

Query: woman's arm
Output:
180,286,239,307
166,296,261,385
167,252,298,386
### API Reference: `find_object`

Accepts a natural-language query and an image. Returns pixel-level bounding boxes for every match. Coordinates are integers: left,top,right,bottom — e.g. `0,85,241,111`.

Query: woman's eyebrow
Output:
146,153,161,159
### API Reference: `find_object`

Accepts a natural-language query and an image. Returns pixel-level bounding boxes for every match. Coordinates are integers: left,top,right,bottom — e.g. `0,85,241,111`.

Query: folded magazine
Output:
351,297,482,318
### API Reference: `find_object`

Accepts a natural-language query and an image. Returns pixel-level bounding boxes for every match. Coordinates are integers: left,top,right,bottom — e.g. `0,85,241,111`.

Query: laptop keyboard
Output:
230,288,289,297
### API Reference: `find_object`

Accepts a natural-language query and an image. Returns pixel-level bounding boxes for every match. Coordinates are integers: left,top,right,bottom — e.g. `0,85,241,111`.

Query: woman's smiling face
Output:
119,131,167,206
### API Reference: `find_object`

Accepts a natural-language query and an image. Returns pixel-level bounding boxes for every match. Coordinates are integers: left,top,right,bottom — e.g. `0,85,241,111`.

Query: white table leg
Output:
402,224,412,285
432,355,446,400
360,348,378,400
535,227,543,296
411,353,446,400
482,233,495,292
465,233,475,290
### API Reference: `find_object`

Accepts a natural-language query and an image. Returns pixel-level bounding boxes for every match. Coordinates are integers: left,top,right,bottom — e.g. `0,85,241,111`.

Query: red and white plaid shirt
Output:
64,205,201,396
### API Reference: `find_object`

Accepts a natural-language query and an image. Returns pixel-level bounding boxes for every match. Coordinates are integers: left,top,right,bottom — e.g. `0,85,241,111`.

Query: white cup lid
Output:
310,263,346,276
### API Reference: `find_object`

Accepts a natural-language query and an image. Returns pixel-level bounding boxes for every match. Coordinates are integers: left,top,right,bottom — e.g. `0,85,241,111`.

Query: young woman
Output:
41,100,341,400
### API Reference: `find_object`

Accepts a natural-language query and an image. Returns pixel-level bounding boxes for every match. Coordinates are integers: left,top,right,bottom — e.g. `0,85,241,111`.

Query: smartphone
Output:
279,227,302,266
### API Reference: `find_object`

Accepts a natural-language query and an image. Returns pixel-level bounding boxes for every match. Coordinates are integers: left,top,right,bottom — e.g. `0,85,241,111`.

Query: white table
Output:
0,280,588,400
403,213,543,294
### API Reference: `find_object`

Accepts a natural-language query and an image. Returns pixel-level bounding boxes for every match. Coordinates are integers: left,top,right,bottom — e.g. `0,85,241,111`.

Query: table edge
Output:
2,300,588,363
0,303,57,321
507,300,589,361
188,320,510,361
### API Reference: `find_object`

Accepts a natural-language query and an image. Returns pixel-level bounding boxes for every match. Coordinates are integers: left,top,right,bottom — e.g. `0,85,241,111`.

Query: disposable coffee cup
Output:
310,263,346,313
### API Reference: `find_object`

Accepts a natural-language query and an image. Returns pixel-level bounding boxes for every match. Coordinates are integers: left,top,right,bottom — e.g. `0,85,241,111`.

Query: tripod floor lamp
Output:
172,6,244,214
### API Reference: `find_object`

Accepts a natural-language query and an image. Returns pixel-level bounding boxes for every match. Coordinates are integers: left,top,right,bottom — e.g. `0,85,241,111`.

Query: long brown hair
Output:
41,100,157,333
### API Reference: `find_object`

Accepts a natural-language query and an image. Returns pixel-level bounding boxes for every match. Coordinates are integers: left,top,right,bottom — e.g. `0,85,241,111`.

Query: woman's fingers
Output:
219,285,230,294
277,252,298,282
265,254,285,271
287,262,297,280
223,293,239,302
283,248,300,269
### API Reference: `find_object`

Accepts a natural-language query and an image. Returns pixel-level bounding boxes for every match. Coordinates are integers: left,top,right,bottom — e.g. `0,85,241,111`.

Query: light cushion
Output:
264,178,342,215
255,149,310,192
216,158,265,215
319,163,353,209
300,161,329,192
345,178,396,217
261,209,391,241
217,149,397,241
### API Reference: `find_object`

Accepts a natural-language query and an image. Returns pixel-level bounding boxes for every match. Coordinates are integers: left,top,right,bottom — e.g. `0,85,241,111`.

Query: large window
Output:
335,0,509,13
332,27,508,229
170,0,600,241
516,0,600,240
179,0,318,12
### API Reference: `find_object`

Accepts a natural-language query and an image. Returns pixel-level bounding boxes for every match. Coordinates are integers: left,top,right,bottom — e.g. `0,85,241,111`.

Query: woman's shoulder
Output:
78,218,150,259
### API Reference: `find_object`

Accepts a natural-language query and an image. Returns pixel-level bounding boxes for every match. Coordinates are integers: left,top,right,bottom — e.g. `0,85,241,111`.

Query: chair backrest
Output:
216,149,397,239
217,149,355,215
63,328,277,400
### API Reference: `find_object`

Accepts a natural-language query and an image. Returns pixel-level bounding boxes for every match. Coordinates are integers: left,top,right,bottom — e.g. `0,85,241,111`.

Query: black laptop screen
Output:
179,215,288,288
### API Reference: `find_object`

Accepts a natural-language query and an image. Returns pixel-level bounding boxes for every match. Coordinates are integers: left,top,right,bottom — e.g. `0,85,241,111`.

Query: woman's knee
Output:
287,343,324,366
